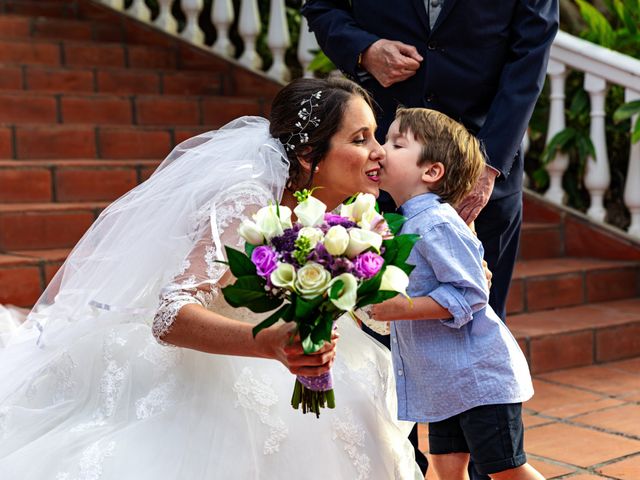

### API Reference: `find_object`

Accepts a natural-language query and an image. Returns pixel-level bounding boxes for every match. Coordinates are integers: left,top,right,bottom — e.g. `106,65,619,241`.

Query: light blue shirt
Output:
391,192,533,423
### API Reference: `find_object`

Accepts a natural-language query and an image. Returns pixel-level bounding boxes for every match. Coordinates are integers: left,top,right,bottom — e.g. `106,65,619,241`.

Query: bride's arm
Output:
163,303,337,376
151,184,337,376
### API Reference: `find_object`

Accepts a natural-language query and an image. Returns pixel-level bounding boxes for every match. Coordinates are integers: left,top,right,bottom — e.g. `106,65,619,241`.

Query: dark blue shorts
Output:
428,403,527,475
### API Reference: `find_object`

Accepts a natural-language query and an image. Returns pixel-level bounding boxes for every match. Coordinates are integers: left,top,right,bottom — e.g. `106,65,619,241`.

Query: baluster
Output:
266,0,291,81
624,88,640,236
181,0,204,45
127,0,150,21
544,60,569,204
211,0,235,57
583,73,610,222
238,0,262,70
155,0,178,35
298,0,319,78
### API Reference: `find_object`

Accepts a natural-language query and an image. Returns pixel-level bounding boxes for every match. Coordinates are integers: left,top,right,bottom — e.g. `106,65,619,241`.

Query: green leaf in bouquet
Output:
382,212,406,235
224,245,257,277
302,312,334,354
221,276,282,313
294,294,324,319
329,280,344,300
356,290,398,308
252,303,292,337
382,234,419,266
244,242,257,258
357,269,383,297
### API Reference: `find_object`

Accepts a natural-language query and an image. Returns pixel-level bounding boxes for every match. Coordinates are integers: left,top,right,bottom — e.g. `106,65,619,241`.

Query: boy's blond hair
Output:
395,107,486,207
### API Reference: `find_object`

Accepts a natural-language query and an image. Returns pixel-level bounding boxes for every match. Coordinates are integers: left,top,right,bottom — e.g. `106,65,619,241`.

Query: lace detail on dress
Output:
332,407,372,480
24,350,78,404
55,440,115,480
152,291,201,344
72,331,130,432
136,374,178,420
205,245,226,280
233,367,288,455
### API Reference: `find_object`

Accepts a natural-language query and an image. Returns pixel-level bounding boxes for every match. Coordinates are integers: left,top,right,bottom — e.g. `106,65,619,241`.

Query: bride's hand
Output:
262,322,339,377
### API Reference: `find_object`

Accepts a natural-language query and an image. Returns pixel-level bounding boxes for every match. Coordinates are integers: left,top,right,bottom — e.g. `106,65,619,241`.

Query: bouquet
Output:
220,190,418,417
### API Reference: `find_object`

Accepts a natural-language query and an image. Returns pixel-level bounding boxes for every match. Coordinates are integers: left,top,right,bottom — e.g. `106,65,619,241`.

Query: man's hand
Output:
360,39,423,88
457,165,499,224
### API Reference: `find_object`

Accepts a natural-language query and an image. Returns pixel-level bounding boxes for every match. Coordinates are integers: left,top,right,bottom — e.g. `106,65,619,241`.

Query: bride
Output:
0,77,422,479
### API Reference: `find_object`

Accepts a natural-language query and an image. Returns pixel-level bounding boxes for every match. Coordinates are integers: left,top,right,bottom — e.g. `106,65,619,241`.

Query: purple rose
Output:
251,246,279,278
354,251,384,279
324,213,357,229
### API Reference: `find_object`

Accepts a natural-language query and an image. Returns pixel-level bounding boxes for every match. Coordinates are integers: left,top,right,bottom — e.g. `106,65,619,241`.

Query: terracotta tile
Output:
573,404,640,437
597,323,640,363
566,475,612,479
523,412,553,428
598,454,640,479
518,224,563,260
565,217,640,261
127,45,176,69
537,397,625,419
98,128,171,159
526,458,575,478
525,379,606,414
0,93,57,124
55,167,137,202
587,267,639,303
606,358,640,375
64,43,125,68
135,97,200,126
15,126,96,159
162,71,223,96
539,365,640,397
523,194,562,223
0,40,60,66
0,65,23,90
525,423,640,467
525,273,584,311
529,330,593,373
0,127,12,159
0,168,52,202
0,265,43,306
96,70,160,95
25,67,94,93
507,278,524,314
201,98,263,128
61,95,132,124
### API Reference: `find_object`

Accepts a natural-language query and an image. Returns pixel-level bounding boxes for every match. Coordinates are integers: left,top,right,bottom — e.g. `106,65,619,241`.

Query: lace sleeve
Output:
152,182,275,344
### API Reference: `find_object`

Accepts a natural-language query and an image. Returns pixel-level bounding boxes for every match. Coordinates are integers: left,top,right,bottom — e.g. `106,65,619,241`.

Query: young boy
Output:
373,108,542,480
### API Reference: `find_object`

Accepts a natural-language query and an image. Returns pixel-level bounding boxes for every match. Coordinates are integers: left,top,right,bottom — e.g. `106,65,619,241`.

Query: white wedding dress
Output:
0,118,421,480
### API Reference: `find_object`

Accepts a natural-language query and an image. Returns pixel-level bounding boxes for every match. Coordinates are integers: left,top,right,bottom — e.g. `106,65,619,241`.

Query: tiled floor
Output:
419,358,640,479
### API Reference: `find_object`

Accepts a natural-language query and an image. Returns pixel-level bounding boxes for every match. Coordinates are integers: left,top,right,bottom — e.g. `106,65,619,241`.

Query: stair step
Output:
0,37,234,72
0,159,160,202
510,298,640,373
0,248,70,306
519,222,563,260
0,90,264,126
2,124,214,160
507,257,640,314
0,63,226,96
0,0,80,19
0,14,126,43
0,202,106,250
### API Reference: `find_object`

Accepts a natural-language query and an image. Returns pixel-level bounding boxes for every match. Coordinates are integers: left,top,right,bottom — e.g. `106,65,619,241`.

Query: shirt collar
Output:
399,192,442,219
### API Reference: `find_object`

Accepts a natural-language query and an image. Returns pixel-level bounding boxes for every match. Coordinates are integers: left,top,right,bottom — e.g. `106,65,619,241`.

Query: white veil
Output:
19,116,289,344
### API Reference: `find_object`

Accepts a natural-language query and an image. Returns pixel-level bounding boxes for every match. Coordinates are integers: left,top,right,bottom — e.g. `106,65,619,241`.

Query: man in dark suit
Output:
302,1,558,478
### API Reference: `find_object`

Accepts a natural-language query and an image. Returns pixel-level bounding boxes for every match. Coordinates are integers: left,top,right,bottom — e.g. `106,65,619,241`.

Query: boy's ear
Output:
422,162,445,184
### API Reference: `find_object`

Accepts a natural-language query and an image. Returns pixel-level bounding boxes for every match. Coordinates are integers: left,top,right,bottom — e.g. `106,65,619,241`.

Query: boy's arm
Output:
374,223,489,328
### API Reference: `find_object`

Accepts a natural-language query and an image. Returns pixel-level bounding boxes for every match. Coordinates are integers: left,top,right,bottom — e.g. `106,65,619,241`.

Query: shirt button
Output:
397,369,404,376
392,337,398,344
426,94,434,102
427,42,438,50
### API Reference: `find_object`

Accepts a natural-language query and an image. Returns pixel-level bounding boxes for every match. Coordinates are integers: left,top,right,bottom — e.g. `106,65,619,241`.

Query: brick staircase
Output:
1,0,639,376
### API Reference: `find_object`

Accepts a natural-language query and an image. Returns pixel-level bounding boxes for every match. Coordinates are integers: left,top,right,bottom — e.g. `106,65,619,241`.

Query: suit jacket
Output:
302,0,559,199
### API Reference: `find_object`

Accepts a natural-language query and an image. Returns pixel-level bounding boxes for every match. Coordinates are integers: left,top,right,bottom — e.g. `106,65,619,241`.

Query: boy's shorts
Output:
428,403,526,475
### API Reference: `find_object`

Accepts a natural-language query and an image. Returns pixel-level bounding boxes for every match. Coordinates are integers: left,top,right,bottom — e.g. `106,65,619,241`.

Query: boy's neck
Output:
392,187,434,208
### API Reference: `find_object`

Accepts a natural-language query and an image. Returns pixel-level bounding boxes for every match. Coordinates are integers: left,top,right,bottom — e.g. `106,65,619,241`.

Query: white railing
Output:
544,31,640,237
102,1,640,237
109,0,319,80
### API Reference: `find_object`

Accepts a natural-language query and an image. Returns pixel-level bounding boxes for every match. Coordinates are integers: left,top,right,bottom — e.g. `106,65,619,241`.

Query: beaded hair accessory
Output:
282,90,323,152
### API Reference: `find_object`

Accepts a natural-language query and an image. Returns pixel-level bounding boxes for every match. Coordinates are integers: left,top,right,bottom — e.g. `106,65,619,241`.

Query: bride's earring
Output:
314,166,319,173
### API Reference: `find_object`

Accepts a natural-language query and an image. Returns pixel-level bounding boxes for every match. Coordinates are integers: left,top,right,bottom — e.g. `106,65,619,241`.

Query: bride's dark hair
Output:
269,76,374,189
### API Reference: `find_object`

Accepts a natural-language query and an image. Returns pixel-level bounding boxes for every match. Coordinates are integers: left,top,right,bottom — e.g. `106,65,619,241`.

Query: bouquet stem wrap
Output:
291,372,335,417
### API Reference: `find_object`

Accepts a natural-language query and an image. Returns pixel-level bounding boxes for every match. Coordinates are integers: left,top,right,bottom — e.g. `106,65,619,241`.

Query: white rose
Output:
328,273,358,312
350,193,377,222
345,228,383,258
380,265,410,297
323,225,350,256
270,263,296,290
237,219,264,245
294,262,331,299
298,227,324,248
294,196,327,227
359,210,385,231
253,205,292,241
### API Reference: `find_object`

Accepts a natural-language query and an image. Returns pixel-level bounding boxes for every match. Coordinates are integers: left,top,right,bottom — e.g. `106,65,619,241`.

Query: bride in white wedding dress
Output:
0,77,422,480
